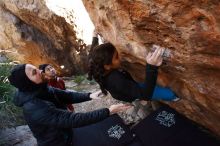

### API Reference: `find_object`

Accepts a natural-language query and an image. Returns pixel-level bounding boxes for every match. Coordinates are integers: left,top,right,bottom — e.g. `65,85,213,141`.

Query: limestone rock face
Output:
0,0,88,75
83,0,220,136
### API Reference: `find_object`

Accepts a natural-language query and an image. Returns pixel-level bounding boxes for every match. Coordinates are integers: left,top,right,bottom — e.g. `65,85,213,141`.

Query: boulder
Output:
0,0,88,75
82,0,220,137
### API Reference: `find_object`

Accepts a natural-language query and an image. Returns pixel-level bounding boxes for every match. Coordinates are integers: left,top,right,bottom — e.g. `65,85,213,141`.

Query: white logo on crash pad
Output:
155,111,175,127
108,125,125,139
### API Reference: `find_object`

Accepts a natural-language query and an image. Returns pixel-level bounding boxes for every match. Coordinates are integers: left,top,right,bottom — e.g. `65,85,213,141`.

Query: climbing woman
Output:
88,30,180,102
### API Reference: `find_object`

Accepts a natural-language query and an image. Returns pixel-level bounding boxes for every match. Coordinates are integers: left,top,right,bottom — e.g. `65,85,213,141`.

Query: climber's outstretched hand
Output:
146,46,164,66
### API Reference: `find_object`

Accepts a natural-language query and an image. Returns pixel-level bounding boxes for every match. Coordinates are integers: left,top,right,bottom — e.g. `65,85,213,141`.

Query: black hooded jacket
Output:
14,86,109,146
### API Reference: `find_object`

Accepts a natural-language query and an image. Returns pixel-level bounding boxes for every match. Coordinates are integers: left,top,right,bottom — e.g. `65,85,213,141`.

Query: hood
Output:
13,84,48,107
13,90,39,107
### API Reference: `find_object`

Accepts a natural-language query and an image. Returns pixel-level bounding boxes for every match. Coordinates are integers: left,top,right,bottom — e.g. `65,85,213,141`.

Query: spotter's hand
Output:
90,90,105,100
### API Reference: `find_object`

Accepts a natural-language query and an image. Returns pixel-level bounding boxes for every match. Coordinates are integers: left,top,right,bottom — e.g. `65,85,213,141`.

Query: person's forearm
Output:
69,92,92,103
69,108,110,128
36,106,110,128
143,64,158,99
90,37,99,50
53,87,92,104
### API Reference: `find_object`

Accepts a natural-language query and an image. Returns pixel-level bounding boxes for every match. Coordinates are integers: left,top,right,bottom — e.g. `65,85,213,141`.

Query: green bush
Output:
0,62,25,128
73,75,86,84
0,63,14,100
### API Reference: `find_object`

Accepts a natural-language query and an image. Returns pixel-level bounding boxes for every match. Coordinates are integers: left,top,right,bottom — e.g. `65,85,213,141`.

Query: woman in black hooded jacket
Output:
8,63,130,146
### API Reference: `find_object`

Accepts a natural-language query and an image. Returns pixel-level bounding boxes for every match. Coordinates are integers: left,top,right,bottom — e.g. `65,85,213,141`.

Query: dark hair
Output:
88,43,116,95
39,64,49,72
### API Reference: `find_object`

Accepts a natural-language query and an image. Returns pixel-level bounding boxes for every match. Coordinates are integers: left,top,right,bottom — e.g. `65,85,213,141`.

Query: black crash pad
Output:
72,114,135,146
132,105,220,146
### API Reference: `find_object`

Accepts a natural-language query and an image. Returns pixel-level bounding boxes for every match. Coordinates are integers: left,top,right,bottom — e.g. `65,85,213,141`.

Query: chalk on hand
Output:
150,44,172,58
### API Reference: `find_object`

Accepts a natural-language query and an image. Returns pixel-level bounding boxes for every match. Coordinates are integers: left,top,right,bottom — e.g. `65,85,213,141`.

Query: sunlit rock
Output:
0,0,88,75
83,0,220,137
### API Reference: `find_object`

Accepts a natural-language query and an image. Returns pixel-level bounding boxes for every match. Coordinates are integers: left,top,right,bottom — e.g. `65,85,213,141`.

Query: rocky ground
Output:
0,76,160,146
0,126,37,146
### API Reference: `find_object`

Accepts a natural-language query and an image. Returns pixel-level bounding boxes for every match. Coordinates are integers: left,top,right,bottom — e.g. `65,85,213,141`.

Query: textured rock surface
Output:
0,0,88,75
83,0,220,137
0,125,37,146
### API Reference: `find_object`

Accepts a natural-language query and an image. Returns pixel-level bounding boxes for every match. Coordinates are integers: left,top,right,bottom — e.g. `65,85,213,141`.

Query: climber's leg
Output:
138,83,180,101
